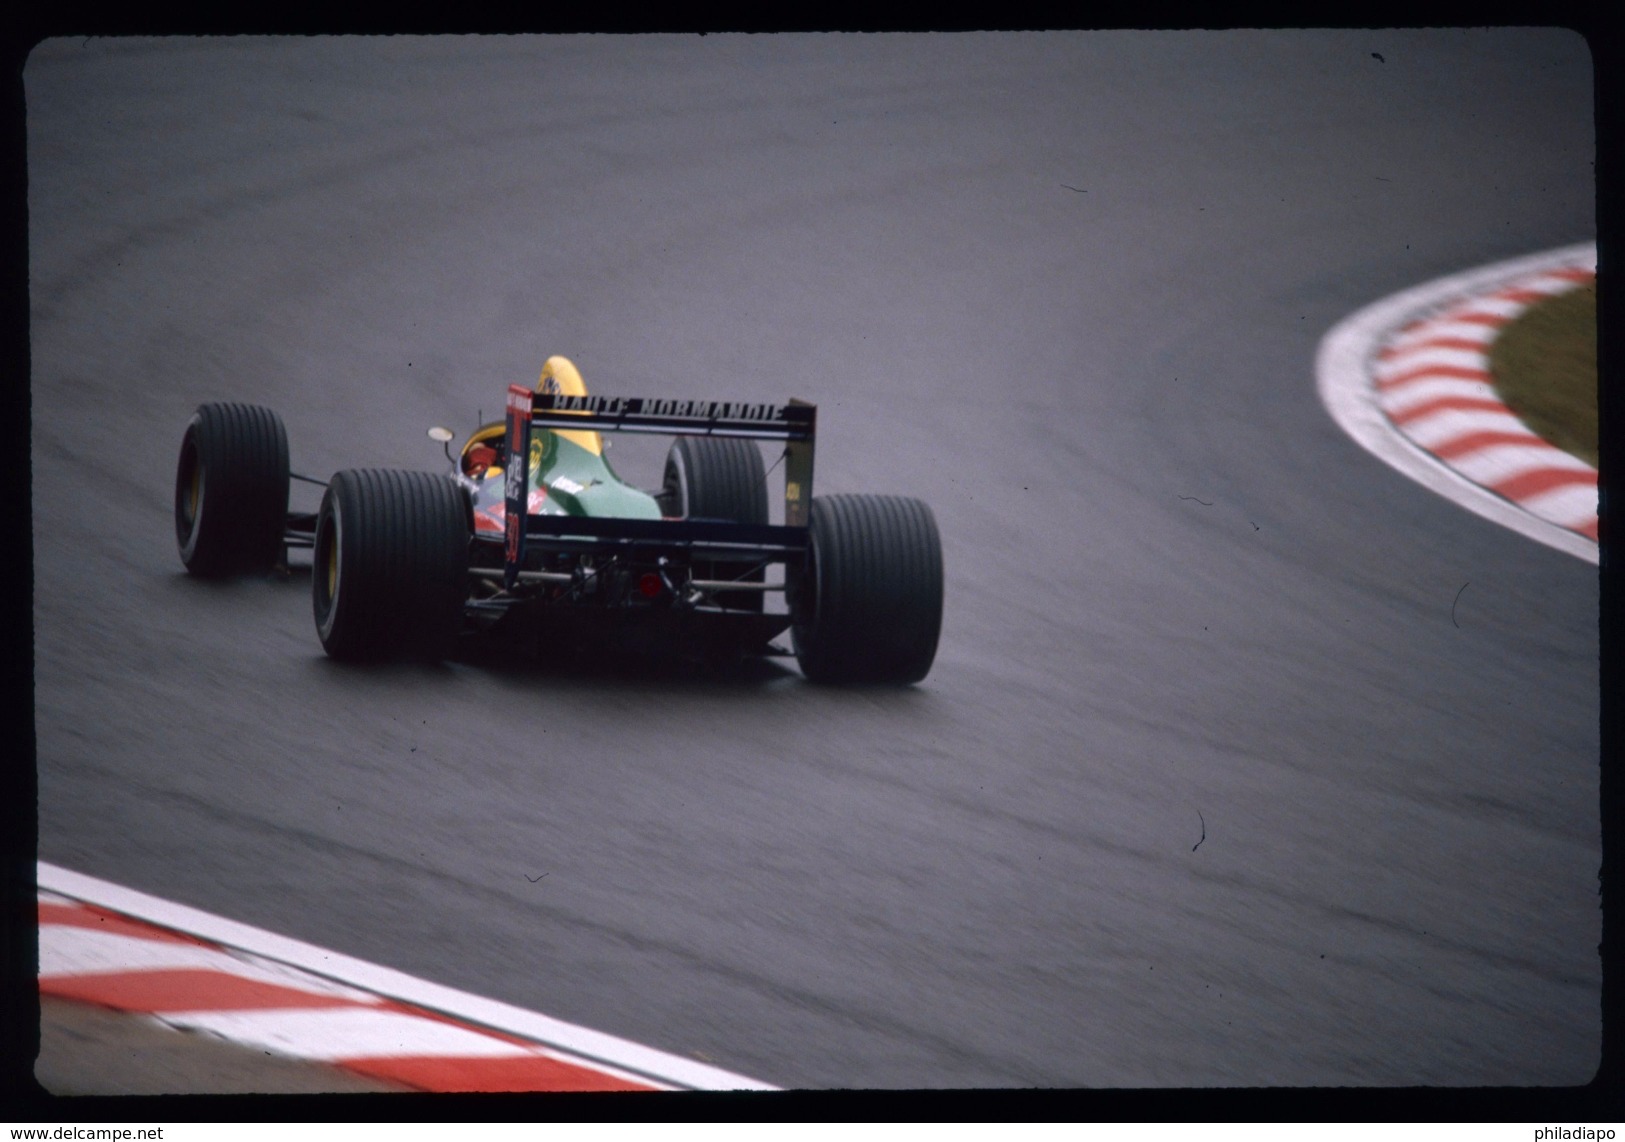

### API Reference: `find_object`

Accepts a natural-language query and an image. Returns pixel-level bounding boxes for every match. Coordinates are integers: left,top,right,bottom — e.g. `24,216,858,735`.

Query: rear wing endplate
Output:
503,388,816,589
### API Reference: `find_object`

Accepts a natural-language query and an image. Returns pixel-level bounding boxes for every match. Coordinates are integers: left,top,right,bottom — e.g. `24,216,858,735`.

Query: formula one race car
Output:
173,356,943,683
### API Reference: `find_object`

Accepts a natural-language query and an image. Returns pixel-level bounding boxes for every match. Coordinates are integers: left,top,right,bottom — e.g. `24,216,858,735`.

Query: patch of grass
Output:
1488,282,1597,468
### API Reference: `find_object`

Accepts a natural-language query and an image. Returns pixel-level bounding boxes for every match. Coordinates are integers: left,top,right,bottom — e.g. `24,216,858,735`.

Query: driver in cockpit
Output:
461,439,502,480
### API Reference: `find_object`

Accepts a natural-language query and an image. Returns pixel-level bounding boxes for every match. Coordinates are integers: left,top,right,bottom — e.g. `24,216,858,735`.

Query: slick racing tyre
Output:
659,435,769,612
313,469,469,661
175,402,290,578
791,494,943,684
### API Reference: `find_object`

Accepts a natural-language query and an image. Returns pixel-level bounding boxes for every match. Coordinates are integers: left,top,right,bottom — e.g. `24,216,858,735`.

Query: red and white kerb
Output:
37,890,662,1092
1371,263,1597,541
37,881,786,1093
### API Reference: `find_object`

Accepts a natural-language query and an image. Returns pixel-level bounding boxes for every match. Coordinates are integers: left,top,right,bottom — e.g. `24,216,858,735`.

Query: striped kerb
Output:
1370,266,1597,542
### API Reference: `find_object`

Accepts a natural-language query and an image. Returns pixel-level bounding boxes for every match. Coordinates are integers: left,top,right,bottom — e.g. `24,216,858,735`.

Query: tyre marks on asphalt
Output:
37,862,777,1093
1317,243,1598,562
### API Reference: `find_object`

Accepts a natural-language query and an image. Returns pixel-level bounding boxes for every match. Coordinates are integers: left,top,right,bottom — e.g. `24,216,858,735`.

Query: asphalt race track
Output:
25,31,1599,1091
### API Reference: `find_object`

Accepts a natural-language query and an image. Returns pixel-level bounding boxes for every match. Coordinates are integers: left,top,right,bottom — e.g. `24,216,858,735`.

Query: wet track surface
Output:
26,31,1599,1090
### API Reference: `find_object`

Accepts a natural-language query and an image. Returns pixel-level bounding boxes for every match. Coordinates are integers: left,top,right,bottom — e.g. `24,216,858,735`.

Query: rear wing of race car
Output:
501,387,817,589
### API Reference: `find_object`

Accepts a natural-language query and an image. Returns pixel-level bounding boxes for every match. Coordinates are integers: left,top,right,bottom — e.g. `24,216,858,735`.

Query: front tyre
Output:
791,494,943,684
174,403,289,577
659,435,768,612
313,469,469,661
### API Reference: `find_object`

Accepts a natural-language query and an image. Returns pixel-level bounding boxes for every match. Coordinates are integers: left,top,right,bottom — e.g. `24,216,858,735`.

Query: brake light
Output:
637,572,664,599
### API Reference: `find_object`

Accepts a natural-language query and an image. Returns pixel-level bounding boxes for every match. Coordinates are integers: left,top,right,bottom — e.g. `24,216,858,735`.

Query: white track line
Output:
38,861,778,1092
1316,242,1597,564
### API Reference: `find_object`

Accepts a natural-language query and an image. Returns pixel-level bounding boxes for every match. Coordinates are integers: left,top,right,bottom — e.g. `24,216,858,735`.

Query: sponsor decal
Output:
504,385,532,584
541,396,791,423
504,444,527,519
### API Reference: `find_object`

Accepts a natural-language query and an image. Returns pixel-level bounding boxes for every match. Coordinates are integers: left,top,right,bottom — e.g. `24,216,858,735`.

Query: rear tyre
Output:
175,403,290,578
659,435,768,612
312,469,469,661
791,494,943,684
